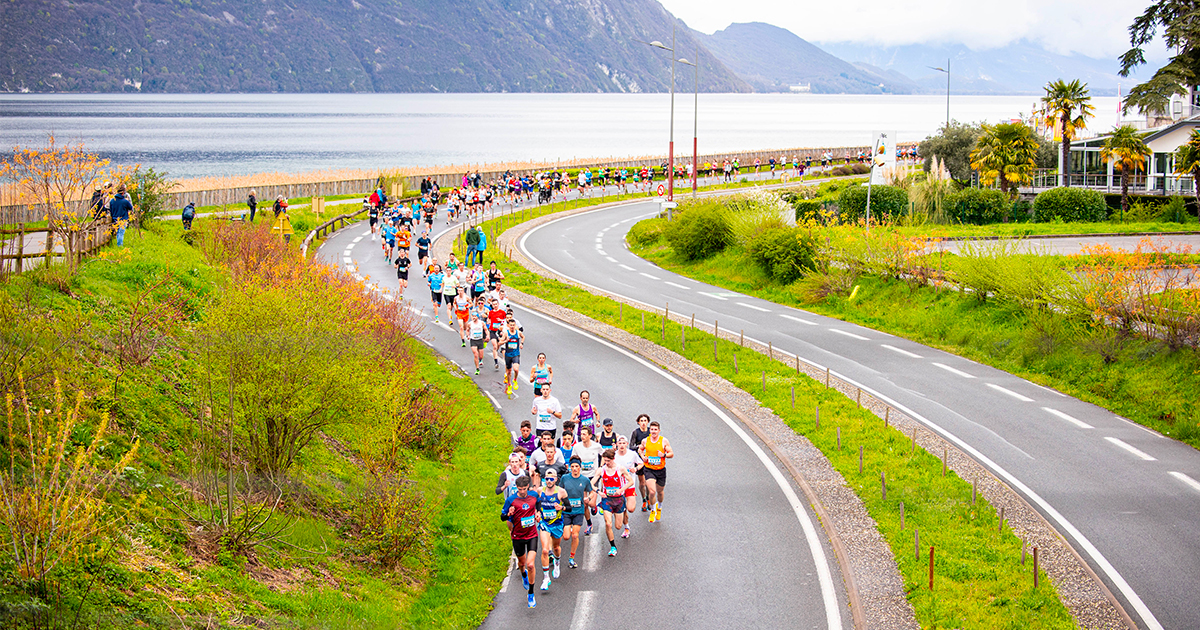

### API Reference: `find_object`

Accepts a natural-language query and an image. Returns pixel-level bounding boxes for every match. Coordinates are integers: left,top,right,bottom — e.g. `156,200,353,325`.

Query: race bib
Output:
582,461,594,471
519,515,535,528
648,456,662,467
605,486,621,497
541,508,557,521
569,497,582,508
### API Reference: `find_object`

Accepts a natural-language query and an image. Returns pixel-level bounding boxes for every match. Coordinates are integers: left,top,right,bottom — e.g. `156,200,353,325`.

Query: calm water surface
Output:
0,93,1120,179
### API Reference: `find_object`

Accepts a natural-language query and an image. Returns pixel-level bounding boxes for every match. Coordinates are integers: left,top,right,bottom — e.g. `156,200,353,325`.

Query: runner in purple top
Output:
571,390,598,439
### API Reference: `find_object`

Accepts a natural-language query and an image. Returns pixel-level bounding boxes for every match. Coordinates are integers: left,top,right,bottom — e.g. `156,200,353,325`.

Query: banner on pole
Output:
869,131,897,185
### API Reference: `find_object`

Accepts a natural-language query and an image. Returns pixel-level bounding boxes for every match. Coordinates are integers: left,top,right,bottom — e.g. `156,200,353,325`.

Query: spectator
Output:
465,224,480,267
476,226,487,266
181,201,196,230
247,189,258,222
109,184,132,246
273,195,287,218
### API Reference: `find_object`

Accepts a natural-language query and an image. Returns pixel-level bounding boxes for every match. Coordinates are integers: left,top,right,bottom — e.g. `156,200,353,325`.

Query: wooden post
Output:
943,448,948,476
642,312,645,331
16,224,24,273
690,313,695,328
791,386,795,409
795,354,799,373
884,407,890,426
856,388,861,408
999,507,1005,533
681,324,686,350
900,501,905,530
768,341,773,358
740,330,744,346
825,367,830,388
1033,547,1039,588
880,469,885,499
929,546,935,591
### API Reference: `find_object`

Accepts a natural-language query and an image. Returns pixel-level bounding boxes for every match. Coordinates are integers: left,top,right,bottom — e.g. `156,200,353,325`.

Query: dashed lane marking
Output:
569,591,598,630
700,292,729,301
986,383,1033,402
619,264,635,271
664,281,691,290
1169,471,1200,494
486,392,503,410
932,362,975,379
737,302,770,312
639,272,660,280
1042,407,1093,429
346,243,355,250
605,256,617,262
829,329,868,340
1105,437,1156,461
781,314,819,326
880,344,921,358
353,236,363,243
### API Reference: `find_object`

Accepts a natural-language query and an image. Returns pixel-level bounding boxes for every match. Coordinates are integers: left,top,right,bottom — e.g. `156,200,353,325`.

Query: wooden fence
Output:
0,221,114,274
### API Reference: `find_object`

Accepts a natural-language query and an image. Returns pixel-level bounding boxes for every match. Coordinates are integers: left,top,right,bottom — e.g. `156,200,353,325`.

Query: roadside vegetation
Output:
459,195,1075,630
0,213,511,629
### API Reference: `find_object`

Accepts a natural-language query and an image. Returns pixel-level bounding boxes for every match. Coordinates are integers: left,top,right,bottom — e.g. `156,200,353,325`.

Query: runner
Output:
381,220,396,262
560,456,592,568
558,422,576,461
570,390,598,440
613,435,643,538
528,353,553,397
501,475,541,608
496,451,528,499
532,438,568,488
367,198,379,238
486,262,505,291
441,260,459,318
639,419,674,523
471,264,487,300
597,449,634,557
531,383,562,439
515,420,537,463
503,316,525,398
394,248,411,293
487,297,507,370
467,308,488,374
597,417,617,448
453,287,472,347
416,228,431,272
573,425,605,535
628,413,652,512
536,468,567,590
427,264,445,323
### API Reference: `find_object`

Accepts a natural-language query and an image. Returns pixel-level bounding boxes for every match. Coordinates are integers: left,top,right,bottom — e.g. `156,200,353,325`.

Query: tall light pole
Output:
928,60,950,132
677,52,698,198
645,23,678,201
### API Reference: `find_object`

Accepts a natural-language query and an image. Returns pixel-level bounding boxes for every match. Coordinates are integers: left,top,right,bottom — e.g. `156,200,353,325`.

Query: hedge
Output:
746,227,817,283
663,203,732,260
837,184,908,223
1032,187,1108,222
945,188,1010,224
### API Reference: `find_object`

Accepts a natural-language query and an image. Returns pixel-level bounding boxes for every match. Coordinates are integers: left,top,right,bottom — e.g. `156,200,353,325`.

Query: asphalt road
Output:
521,198,1200,630
315,212,850,630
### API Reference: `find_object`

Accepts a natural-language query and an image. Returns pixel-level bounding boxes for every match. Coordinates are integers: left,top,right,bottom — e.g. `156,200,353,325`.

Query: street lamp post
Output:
646,24,680,201
676,53,699,198
929,59,950,132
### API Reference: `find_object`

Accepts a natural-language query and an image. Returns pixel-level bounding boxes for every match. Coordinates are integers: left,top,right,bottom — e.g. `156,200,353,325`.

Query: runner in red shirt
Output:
501,475,542,608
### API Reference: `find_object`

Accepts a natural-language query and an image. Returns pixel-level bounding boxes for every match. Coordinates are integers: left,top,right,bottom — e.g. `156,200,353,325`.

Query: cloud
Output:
663,0,1160,60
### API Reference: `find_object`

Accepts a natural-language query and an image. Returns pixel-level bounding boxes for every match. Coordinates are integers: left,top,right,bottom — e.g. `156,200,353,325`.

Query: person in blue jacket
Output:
108,184,133,246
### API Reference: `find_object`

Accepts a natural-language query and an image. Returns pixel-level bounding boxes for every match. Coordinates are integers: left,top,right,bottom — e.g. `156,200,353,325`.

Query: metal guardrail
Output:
299,208,367,258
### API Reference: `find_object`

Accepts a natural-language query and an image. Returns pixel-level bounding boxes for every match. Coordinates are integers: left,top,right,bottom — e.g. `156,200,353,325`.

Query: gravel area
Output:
433,199,1138,630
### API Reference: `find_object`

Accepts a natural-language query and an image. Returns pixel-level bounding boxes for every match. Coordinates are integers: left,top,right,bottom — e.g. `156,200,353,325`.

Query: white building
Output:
1066,116,1200,195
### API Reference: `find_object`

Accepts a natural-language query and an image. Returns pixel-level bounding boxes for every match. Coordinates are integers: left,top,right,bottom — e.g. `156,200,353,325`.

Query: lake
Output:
0,93,1122,179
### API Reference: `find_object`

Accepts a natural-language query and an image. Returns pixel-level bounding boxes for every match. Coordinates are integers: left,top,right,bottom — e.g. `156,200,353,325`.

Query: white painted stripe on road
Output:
986,383,1033,402
701,292,729,301
1043,407,1093,429
605,256,617,262
597,250,607,256
881,344,921,358
619,264,635,271
829,329,868,341
639,272,660,280
664,281,690,290
1169,471,1200,494
569,591,598,630
932,362,975,379
1106,437,1156,461
486,392,503,410
738,302,770,312
353,236,363,243
343,257,353,264
519,307,843,630
498,555,517,593
362,230,371,236
781,314,818,326
345,243,355,250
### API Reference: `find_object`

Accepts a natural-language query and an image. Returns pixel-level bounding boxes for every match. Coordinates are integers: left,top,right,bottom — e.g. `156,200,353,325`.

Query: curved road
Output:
522,198,1200,630
315,215,850,629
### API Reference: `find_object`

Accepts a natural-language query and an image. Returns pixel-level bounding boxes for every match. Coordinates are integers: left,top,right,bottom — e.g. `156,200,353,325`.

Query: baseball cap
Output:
602,417,613,426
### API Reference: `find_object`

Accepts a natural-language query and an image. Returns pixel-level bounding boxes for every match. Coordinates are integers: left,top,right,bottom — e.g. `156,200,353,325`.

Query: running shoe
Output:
649,510,657,524
461,340,466,347
568,557,577,569
583,524,592,536
654,506,662,522
522,571,529,590
608,546,617,557
642,504,649,513
552,558,560,579
474,368,480,375
527,594,536,609
621,527,630,539
513,380,518,391
506,386,512,398
540,575,550,591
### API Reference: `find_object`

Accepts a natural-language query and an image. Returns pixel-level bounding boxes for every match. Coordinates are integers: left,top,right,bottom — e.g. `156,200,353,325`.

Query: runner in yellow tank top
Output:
638,420,673,523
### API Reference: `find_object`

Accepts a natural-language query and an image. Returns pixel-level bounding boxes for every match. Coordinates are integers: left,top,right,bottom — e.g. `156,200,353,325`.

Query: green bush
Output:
946,188,1011,224
1032,187,1108,222
627,217,667,247
793,200,824,222
663,203,732,260
341,479,429,571
837,184,909,223
746,227,817,283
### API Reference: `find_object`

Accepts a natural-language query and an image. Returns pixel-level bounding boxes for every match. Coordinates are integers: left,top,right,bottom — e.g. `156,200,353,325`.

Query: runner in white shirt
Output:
613,435,643,540
531,385,563,439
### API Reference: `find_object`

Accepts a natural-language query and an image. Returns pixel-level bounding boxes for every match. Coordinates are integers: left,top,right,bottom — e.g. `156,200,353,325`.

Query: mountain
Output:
0,0,751,93
698,22,922,94
816,40,1126,95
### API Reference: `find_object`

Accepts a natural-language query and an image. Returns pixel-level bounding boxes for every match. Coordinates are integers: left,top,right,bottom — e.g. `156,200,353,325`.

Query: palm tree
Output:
970,122,1040,206
1042,79,1095,186
1174,128,1200,210
1100,125,1151,221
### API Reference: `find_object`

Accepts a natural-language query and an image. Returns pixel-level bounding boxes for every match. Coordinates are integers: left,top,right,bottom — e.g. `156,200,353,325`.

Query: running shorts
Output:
431,291,443,304
563,513,586,527
490,329,503,341
387,239,395,248
369,217,378,226
538,519,564,539
533,385,543,397
418,248,429,259
397,270,408,280
470,338,486,349
505,354,520,370
644,466,666,487
512,536,538,556
602,496,625,514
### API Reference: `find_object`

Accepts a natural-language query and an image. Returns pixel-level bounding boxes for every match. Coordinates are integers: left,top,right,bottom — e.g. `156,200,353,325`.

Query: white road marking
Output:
610,222,620,228
595,237,603,243
1043,407,1093,429
619,264,635,271
932,362,975,379
353,236,363,243
1169,471,1200,494
605,256,617,262
738,302,770,312
486,392,503,410
829,329,868,341
343,257,353,264
519,307,843,630
1106,437,1156,461
639,272,660,280
701,292,729,301
362,230,371,236
881,344,921,358
597,250,607,256
346,243,355,250
986,383,1034,402
569,591,598,630
498,555,517,593
664,281,691,290
781,314,819,326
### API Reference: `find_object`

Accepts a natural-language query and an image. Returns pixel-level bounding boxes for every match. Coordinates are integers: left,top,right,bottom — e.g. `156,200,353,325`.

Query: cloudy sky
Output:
659,0,1164,61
